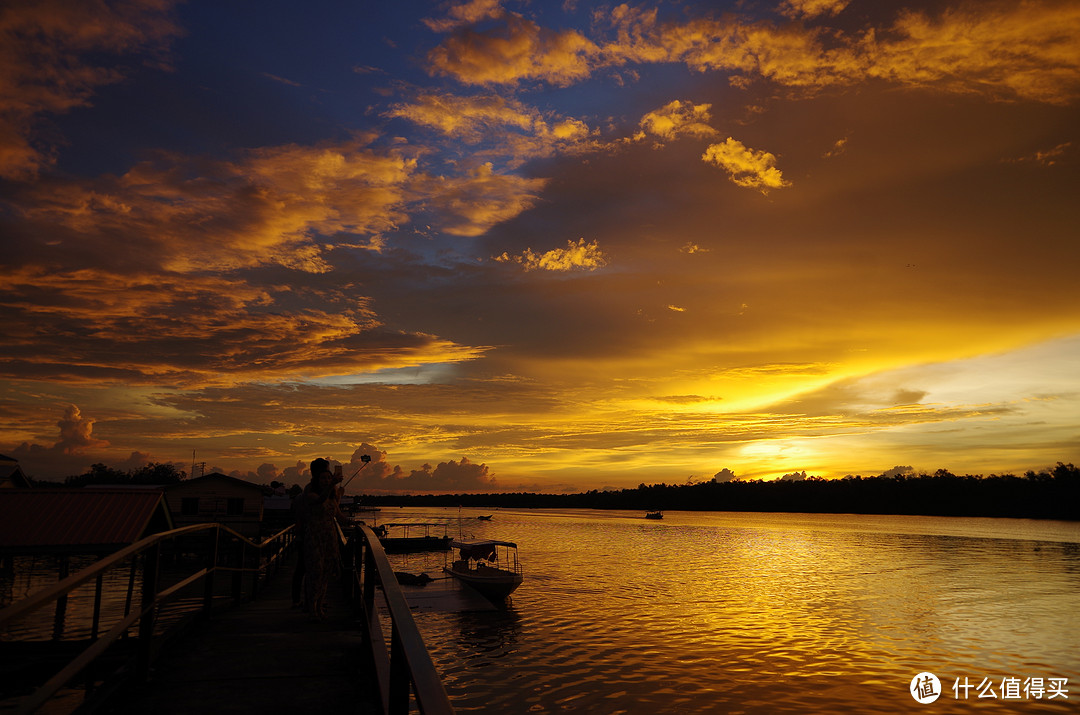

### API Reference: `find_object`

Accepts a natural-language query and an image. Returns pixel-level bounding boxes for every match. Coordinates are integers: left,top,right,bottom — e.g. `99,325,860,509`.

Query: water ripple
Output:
410,509,1080,713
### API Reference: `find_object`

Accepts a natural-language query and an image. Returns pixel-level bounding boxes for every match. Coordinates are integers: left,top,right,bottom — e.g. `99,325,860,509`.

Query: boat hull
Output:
443,564,522,601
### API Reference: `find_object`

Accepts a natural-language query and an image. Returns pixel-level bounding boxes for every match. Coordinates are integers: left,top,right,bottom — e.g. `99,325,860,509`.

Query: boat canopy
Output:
451,539,517,561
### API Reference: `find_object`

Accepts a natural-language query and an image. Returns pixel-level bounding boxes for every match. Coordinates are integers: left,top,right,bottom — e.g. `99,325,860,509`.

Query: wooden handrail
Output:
0,522,296,714
0,522,288,628
1,520,455,715
351,523,455,715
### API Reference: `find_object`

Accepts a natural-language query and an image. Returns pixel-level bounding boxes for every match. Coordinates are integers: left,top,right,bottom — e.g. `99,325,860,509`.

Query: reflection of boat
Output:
444,539,523,601
645,510,663,520
375,522,451,553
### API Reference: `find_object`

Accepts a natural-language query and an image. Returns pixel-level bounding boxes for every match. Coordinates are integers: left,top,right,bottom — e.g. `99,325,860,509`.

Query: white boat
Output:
443,539,523,601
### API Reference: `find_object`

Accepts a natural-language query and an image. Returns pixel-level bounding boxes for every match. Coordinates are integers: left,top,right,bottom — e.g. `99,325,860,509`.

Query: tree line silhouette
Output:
362,462,1080,521
33,460,1080,520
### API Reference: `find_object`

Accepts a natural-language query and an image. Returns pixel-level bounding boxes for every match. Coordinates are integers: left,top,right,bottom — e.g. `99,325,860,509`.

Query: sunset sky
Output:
2,0,1078,492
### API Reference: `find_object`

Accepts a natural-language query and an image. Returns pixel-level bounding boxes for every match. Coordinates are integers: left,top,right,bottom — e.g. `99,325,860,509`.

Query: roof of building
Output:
0,489,174,554
0,454,31,487
163,473,266,494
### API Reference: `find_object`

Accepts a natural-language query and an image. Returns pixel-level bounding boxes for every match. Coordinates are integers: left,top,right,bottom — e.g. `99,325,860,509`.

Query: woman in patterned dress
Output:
303,459,342,620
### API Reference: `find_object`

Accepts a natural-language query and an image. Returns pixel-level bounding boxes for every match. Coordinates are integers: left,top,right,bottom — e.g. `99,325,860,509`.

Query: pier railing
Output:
1,520,455,715
345,522,455,715
0,522,295,714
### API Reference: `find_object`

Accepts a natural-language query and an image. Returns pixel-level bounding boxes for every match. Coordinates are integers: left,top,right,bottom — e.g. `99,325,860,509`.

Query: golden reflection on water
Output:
404,509,1080,714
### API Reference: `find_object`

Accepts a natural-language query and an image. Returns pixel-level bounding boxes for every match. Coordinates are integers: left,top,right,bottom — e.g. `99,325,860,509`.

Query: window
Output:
180,497,199,515
226,497,244,516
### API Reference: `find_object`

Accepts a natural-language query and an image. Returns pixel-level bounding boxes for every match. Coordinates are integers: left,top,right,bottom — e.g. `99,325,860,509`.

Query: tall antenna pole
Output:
190,449,195,480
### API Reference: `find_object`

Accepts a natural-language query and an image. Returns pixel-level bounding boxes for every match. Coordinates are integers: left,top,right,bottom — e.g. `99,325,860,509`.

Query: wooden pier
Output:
0,521,455,714
99,564,381,714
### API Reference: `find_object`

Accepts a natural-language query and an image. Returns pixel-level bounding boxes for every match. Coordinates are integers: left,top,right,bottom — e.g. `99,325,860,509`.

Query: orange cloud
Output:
0,0,181,180
865,3,1080,104
636,100,719,143
778,0,850,19
55,404,108,454
420,162,548,237
385,91,594,166
0,267,486,387
1006,141,1073,165
702,137,790,192
17,138,416,272
429,2,1080,103
427,13,599,86
14,137,549,268
494,238,608,272
423,0,506,33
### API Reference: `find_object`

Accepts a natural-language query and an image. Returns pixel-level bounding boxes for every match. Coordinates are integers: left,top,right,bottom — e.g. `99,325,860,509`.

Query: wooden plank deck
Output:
100,565,381,714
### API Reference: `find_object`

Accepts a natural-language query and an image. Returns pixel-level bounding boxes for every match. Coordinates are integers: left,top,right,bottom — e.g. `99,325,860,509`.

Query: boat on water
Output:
476,514,493,521
375,522,451,553
444,539,523,601
645,510,664,520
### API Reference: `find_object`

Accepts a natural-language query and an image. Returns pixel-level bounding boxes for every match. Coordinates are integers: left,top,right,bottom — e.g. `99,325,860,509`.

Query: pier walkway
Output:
1,521,454,714
101,558,381,714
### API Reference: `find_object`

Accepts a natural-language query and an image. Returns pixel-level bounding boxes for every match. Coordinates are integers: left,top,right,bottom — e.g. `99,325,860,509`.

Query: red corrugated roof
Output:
0,489,173,552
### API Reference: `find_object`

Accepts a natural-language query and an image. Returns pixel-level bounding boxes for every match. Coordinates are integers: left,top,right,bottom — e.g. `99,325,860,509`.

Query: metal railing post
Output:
251,537,261,600
363,542,376,615
203,527,219,617
136,542,160,681
231,538,243,602
91,572,103,641
52,555,70,641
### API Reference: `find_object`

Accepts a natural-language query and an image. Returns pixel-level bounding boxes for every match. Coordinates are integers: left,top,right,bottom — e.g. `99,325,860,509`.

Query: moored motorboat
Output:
645,510,663,519
443,539,523,601
375,522,452,553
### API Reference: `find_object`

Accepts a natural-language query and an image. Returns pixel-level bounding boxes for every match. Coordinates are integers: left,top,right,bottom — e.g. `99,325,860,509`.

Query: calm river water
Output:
385,508,1080,714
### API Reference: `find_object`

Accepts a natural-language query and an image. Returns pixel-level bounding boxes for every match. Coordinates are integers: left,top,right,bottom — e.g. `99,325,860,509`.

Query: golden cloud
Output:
427,13,599,86
430,2,1080,103
420,162,548,237
865,3,1080,104
423,0,506,33
385,91,595,166
17,139,415,271
0,266,486,387
702,137,791,192
636,100,719,143
0,0,181,180
494,238,608,272
778,0,850,19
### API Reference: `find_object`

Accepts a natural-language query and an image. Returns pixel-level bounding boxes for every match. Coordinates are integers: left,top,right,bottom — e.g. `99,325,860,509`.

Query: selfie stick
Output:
341,454,373,488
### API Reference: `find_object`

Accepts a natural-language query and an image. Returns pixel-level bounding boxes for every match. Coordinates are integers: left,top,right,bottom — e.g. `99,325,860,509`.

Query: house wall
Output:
165,478,264,539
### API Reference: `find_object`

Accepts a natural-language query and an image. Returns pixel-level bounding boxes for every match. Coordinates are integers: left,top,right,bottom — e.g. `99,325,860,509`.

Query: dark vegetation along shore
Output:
362,463,1080,521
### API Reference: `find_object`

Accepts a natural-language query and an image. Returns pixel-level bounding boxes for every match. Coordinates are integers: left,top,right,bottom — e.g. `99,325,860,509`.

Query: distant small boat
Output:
477,514,493,521
645,510,664,520
444,539,523,601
